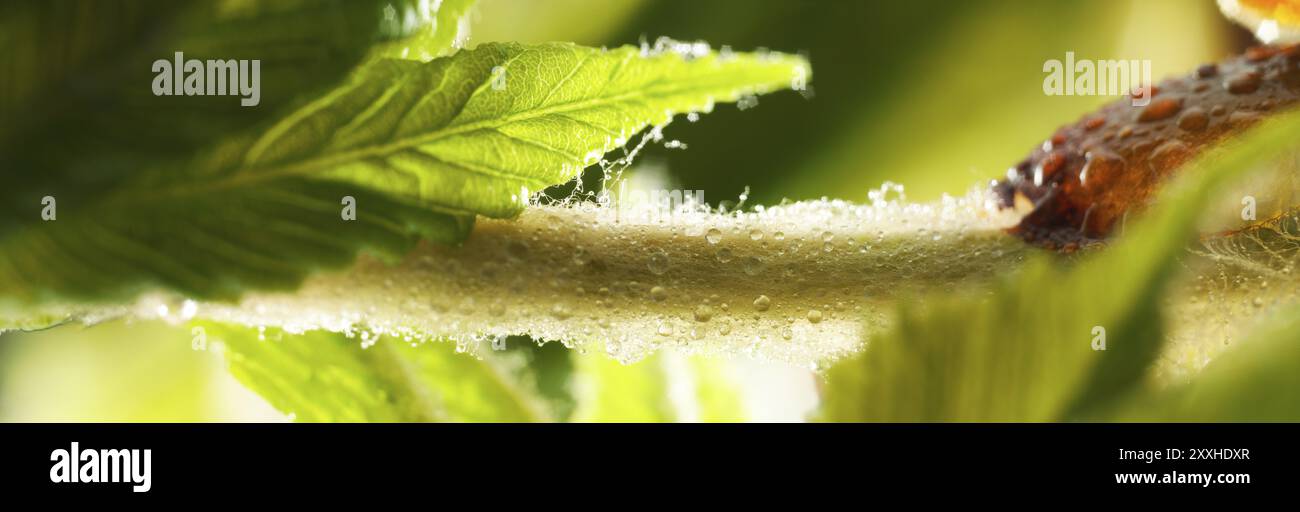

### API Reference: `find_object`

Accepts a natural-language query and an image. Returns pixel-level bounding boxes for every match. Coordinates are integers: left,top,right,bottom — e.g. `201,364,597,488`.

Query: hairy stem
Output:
179,187,1026,364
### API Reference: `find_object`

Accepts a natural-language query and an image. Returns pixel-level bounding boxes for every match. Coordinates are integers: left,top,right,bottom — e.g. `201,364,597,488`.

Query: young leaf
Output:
208,323,546,422
232,42,810,219
818,108,1300,422
0,42,809,310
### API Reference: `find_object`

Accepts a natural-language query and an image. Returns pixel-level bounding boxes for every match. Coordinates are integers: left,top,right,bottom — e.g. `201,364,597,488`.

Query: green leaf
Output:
232,42,809,219
690,357,746,422
570,353,747,422
506,338,577,421
0,42,808,309
1119,305,1300,422
572,354,675,422
819,108,1300,422
207,323,546,422
1,0,433,178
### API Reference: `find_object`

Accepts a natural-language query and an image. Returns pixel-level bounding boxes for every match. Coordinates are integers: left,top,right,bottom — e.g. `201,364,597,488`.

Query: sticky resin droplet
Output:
705,228,722,244
742,256,766,276
807,309,823,323
657,322,673,336
780,327,793,340
650,285,669,301
753,294,772,312
749,229,763,241
647,249,670,275
715,247,734,263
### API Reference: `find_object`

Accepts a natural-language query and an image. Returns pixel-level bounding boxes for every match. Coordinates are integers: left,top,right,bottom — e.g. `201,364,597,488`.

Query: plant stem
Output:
188,189,1028,364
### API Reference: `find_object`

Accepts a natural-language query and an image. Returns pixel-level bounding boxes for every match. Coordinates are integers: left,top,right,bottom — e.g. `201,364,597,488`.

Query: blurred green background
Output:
0,0,1256,421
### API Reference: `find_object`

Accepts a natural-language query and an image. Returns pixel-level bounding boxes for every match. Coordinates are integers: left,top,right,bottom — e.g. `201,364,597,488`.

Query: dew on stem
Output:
115,182,1026,365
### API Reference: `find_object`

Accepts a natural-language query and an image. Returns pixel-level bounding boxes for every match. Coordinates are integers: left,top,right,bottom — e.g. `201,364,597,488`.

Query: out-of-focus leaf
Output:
607,0,1226,204
0,321,233,421
691,357,745,422
1121,305,1300,421
820,108,1300,422
570,353,746,422
1,0,433,176
207,323,545,422
506,338,576,421
572,354,674,422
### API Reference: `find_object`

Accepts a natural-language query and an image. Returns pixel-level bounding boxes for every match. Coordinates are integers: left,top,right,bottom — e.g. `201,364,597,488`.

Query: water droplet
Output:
719,321,732,335
572,248,591,266
506,240,529,260
715,247,734,263
780,327,793,340
705,228,722,244
753,294,772,312
647,249,670,275
774,231,785,241
657,322,674,337
749,229,763,241
694,304,714,322
822,242,834,253
650,286,669,301
742,256,766,276
821,231,834,242
807,309,823,323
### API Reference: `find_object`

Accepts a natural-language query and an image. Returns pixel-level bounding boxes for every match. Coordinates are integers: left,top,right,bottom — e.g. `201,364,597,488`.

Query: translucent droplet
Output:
572,248,591,266
807,309,823,323
650,286,669,301
506,240,529,260
694,304,714,322
780,327,793,340
823,242,834,253
657,322,673,336
749,229,763,241
705,228,722,244
719,321,732,335
822,231,834,242
715,247,734,263
774,231,785,241
647,249,670,275
753,294,772,312
742,256,766,276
